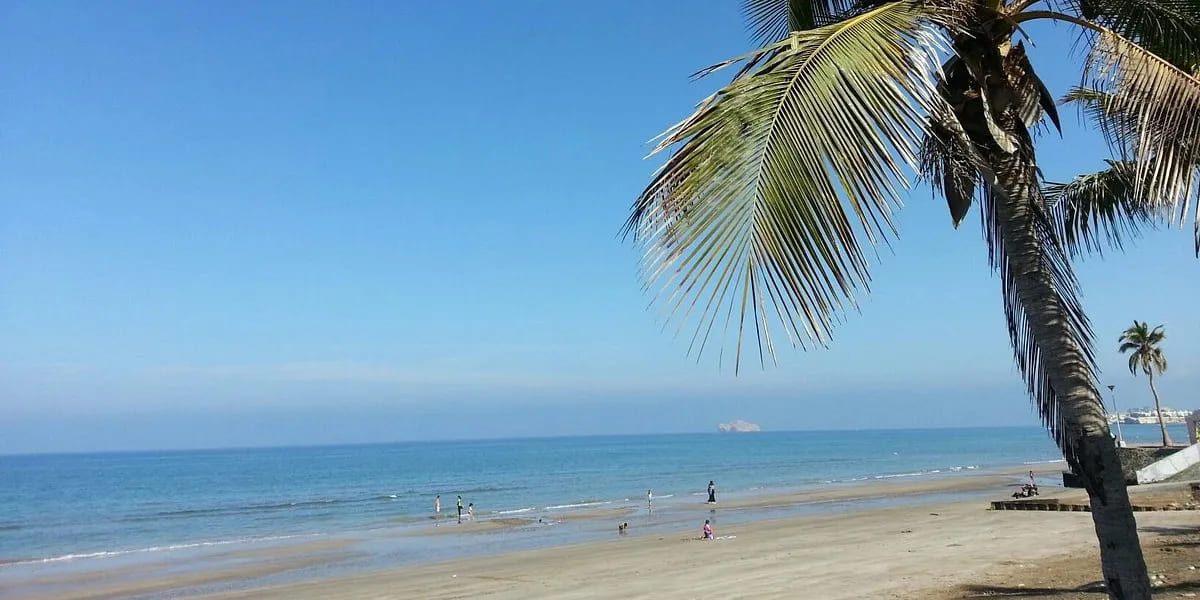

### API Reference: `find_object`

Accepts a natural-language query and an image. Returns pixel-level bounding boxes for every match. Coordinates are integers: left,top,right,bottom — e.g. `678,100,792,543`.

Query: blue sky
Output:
1,1,1196,453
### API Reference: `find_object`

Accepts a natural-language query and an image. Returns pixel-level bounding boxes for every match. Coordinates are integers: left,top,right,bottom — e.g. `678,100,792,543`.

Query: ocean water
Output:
0,425,1186,577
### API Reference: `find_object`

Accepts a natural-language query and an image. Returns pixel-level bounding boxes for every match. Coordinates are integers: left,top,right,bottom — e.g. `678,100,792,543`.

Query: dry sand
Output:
14,472,1200,600
191,501,1192,600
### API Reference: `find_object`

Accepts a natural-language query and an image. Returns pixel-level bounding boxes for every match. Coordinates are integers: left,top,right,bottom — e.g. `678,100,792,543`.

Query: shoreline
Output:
1,460,1059,569
1,464,1091,600
200,480,1200,600
19,473,1196,600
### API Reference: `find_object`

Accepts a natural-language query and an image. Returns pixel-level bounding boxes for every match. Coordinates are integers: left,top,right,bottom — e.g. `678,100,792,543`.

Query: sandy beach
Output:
9,467,1200,600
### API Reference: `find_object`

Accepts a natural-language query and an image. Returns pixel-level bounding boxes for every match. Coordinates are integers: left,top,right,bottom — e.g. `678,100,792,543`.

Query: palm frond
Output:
1082,26,1200,251
1006,42,1063,134
1152,348,1168,371
1128,352,1142,373
920,101,986,227
743,0,858,44
1149,325,1166,342
1062,86,1141,158
1071,0,1200,72
627,1,959,369
1118,320,1168,374
1044,160,1163,257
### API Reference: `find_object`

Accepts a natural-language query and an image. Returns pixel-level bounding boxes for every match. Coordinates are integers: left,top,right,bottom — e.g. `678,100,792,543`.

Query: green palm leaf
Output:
1119,320,1169,375
1071,0,1200,73
626,1,957,369
1081,26,1200,250
1045,160,1163,257
743,0,858,43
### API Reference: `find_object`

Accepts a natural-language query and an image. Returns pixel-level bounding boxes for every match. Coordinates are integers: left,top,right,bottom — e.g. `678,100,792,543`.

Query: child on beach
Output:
467,503,474,521
702,519,713,540
434,495,441,526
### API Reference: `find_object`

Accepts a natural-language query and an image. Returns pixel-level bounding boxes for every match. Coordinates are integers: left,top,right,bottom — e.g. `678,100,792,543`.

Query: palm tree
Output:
624,1,1200,597
1119,321,1171,446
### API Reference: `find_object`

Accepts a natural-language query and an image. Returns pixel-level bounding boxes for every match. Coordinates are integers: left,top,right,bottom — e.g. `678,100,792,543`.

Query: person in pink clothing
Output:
702,519,713,540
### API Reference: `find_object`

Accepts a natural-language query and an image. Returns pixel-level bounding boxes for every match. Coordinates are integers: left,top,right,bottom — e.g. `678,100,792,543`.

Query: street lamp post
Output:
1107,385,1126,447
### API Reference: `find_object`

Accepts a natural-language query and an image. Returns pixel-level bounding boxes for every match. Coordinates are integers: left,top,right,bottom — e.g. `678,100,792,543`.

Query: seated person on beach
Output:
703,519,713,540
1011,482,1039,499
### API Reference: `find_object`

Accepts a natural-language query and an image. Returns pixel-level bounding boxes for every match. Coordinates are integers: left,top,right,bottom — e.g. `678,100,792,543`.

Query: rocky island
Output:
717,419,761,433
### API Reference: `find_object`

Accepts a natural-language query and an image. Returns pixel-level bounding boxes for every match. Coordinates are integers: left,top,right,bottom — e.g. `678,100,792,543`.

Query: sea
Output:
0,424,1187,596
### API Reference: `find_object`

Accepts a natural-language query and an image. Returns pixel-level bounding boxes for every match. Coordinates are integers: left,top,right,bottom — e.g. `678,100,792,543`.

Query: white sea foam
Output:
872,471,927,479
543,501,611,510
494,507,536,515
1023,459,1065,465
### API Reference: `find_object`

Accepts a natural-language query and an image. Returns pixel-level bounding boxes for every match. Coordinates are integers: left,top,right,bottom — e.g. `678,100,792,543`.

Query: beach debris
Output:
900,529,913,534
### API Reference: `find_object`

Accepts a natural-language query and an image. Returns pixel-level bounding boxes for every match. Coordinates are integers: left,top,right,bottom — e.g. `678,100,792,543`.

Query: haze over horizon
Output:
2,1,1197,454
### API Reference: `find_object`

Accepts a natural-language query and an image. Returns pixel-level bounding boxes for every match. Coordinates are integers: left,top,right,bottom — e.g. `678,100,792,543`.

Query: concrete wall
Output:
1137,443,1200,484
1187,410,1200,445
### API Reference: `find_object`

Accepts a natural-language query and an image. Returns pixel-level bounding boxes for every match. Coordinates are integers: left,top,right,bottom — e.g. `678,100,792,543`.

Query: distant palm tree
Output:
625,1,1200,597
1119,321,1170,446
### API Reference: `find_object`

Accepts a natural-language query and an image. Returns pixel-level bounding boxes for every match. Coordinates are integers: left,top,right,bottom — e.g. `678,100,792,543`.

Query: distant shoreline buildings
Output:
1107,407,1193,425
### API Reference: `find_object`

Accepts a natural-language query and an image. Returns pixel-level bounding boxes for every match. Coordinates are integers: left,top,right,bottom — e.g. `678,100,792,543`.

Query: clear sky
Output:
2,1,1196,453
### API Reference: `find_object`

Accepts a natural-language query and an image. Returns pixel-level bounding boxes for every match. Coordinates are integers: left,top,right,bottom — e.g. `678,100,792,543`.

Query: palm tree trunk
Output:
991,148,1152,600
1149,370,1171,446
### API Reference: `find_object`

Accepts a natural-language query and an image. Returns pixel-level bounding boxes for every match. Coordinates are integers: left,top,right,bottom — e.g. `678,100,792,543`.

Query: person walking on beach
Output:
434,495,441,526
707,481,717,504
647,489,653,512
702,519,713,540
457,495,464,523
467,503,474,521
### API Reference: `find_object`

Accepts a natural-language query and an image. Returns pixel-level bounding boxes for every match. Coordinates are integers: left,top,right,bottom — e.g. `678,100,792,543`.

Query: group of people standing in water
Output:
433,494,473,525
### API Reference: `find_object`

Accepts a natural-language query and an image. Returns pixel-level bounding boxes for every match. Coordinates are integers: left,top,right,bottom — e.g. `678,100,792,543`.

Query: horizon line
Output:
0,424,1070,458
